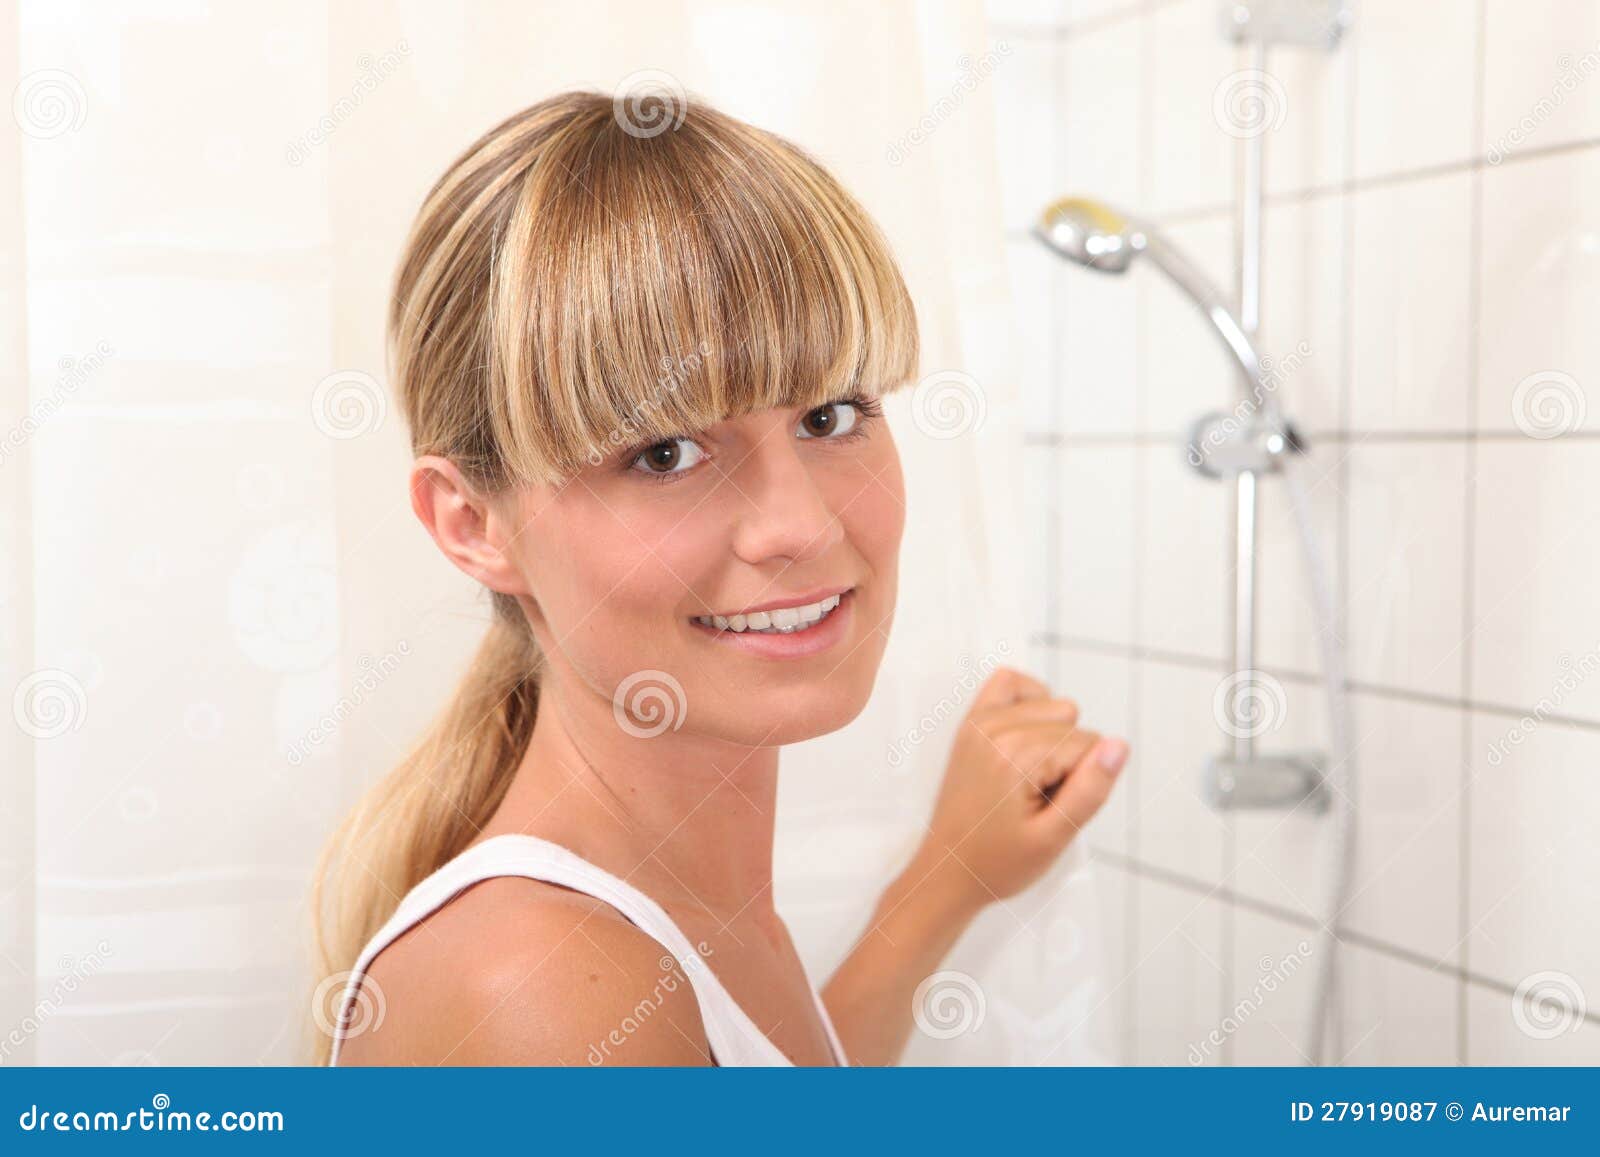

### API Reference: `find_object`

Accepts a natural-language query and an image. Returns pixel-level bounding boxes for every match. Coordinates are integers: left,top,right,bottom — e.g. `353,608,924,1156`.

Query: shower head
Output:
1031,195,1269,403
1033,197,1146,274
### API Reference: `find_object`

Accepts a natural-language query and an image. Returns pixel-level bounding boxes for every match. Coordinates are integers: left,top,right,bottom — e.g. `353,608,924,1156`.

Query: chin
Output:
708,665,881,748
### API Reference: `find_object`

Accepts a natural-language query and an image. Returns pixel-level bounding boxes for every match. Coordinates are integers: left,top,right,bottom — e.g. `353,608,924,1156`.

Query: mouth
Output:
689,587,855,658
691,589,848,635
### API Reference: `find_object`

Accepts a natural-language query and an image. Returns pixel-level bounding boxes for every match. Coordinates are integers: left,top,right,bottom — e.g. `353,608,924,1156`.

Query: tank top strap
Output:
328,833,845,1067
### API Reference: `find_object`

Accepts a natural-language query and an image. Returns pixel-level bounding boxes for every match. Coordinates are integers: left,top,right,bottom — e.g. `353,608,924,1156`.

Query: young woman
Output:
312,91,1129,1067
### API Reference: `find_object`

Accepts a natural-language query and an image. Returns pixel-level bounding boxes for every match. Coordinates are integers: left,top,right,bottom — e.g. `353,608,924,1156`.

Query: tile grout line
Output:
1087,849,1600,1031
1456,0,1490,1069
1034,631,1600,736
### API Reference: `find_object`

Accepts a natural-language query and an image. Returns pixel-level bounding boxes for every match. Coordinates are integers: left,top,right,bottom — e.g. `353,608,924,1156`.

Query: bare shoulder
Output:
335,875,711,1066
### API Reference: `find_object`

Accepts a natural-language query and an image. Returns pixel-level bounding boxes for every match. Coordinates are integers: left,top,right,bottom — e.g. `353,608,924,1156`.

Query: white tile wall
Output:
1481,0,1600,164
1348,171,1476,432
1054,445,1137,642
1132,875,1227,1064
1146,0,1236,215
1477,147,1600,436
1345,441,1469,695
994,0,1600,1064
1351,0,1479,181
1469,441,1600,718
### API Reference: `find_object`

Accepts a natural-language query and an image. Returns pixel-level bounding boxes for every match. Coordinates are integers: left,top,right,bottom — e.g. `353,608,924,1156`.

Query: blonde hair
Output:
306,90,918,1061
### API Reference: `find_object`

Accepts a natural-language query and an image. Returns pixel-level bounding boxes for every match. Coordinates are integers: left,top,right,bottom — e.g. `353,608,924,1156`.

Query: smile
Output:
692,592,845,635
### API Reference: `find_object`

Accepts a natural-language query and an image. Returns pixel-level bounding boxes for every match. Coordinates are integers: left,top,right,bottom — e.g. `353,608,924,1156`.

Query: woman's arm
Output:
822,667,1129,1066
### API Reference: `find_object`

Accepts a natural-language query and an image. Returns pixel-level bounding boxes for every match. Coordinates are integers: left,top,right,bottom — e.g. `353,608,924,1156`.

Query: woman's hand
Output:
821,666,1128,1065
916,666,1128,911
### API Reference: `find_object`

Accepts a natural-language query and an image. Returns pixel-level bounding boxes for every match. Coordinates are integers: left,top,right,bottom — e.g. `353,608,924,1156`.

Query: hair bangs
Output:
483,96,919,484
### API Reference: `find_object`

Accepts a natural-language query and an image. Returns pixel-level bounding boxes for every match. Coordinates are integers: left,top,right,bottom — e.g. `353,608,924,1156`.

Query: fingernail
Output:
1098,739,1129,775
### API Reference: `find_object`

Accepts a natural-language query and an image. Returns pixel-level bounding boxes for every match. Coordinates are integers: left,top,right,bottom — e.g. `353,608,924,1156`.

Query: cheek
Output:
523,491,719,681
838,441,906,581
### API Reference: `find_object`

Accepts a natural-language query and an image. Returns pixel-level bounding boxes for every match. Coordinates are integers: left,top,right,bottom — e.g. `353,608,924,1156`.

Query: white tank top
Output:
327,833,847,1067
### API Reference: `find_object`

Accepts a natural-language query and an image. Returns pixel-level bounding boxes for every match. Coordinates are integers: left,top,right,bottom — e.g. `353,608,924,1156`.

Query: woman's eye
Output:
796,402,861,440
630,437,705,476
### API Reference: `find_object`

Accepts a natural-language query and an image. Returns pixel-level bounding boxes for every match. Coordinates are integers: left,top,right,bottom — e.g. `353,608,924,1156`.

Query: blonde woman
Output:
313,92,1129,1067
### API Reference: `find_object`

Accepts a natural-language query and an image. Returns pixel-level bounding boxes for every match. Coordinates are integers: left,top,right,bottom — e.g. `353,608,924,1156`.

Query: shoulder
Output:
337,875,711,1066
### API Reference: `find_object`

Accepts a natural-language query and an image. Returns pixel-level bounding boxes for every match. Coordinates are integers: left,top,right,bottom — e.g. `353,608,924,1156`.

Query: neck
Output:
485,669,782,919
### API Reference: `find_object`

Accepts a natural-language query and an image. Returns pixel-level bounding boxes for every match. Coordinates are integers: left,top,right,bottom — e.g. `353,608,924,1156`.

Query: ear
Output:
409,455,529,596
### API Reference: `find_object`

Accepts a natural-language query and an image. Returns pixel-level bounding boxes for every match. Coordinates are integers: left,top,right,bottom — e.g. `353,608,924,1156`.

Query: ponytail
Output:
305,594,540,1061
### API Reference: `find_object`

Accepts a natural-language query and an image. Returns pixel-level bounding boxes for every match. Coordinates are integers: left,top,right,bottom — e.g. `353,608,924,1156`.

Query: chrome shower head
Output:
1033,197,1146,274
1032,194,1269,404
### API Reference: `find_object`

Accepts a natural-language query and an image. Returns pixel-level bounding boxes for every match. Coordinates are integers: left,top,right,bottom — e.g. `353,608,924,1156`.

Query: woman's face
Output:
504,397,905,747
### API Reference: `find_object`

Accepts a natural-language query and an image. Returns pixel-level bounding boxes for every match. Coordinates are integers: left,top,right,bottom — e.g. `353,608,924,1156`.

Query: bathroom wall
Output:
990,0,1600,1063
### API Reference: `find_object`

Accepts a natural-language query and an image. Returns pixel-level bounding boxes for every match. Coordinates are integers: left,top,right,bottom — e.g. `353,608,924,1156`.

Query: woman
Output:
312,91,1129,1067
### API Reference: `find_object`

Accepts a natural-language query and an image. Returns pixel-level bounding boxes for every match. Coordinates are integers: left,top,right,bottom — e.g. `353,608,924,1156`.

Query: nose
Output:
726,433,844,567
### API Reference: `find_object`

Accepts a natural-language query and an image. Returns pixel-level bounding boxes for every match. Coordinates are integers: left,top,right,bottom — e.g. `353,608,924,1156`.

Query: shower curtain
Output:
0,0,1113,1065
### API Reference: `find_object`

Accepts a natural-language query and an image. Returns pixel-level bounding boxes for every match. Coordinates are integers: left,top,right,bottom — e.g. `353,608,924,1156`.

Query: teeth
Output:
694,593,844,635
